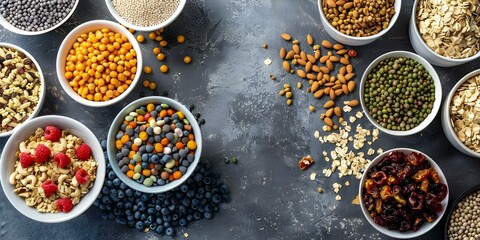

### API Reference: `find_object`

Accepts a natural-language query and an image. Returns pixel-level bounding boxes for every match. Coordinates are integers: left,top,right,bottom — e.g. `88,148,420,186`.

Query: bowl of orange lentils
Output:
107,96,202,193
56,20,143,107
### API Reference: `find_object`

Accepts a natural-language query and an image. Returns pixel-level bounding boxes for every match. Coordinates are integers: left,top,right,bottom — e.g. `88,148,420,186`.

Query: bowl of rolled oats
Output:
409,0,480,67
441,69,480,158
0,115,106,223
0,43,45,138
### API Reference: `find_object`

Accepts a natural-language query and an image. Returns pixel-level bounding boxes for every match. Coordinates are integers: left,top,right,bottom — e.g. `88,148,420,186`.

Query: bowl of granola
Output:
0,115,105,223
0,42,45,137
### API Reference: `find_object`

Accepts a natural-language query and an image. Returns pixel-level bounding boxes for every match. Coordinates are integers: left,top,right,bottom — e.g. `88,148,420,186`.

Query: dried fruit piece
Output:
298,155,314,170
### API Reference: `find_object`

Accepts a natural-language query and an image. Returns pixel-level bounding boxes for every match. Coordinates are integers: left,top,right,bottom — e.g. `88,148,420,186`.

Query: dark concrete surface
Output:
0,1,479,239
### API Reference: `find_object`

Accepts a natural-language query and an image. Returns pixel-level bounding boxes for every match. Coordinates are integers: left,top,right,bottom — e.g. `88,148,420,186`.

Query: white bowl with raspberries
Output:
0,115,105,223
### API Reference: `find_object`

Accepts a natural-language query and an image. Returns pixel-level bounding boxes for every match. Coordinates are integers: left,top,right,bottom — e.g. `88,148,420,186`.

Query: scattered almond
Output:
281,33,291,41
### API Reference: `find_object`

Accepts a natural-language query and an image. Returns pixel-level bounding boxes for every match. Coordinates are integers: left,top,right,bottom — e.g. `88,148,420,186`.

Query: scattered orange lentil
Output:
177,35,185,43
136,34,145,43
148,32,156,40
153,47,161,55
183,56,192,64
156,53,165,61
143,80,150,87
148,82,156,90
144,66,152,74
160,64,169,73
160,40,168,47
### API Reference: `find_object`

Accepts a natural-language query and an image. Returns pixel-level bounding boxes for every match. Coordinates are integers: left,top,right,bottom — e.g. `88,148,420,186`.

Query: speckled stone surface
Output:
0,1,479,239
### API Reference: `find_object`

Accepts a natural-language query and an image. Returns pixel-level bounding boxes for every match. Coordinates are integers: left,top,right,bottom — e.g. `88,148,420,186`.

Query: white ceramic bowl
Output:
0,0,79,35
0,115,106,223
107,96,202,193
56,20,143,107
409,0,480,67
359,51,442,136
441,69,480,158
359,148,449,239
0,43,45,138
105,0,187,32
317,0,401,46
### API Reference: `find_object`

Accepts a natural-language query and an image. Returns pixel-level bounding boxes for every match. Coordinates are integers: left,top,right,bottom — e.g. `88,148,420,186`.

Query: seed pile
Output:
363,57,435,131
450,75,480,153
0,47,41,133
112,0,180,27
321,0,396,37
278,33,358,131
416,0,480,58
97,140,229,237
0,0,75,32
447,189,480,239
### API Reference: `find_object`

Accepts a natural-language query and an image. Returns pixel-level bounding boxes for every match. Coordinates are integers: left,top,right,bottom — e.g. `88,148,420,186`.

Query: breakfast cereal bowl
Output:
359,148,449,239
0,115,106,223
0,0,79,35
409,0,480,67
107,96,202,193
0,42,45,138
105,0,187,32
56,20,143,107
359,51,442,136
317,0,402,46
441,69,480,158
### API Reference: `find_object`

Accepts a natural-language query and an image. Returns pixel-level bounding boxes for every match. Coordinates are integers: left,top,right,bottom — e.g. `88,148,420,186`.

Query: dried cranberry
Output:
347,49,358,58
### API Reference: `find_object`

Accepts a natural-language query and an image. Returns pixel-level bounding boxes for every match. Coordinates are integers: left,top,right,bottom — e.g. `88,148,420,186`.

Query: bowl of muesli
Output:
0,115,105,223
0,42,45,137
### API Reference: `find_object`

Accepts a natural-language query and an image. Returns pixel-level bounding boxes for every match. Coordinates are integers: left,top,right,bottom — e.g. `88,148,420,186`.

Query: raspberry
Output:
53,152,71,169
19,152,35,168
41,179,58,197
75,168,89,184
44,126,62,142
75,143,91,161
35,144,51,164
55,198,73,213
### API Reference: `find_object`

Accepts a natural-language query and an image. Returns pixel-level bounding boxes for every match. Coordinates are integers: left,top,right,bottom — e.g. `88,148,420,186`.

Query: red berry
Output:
55,198,73,213
35,144,51,164
19,152,35,168
53,152,71,169
75,168,89,184
44,126,62,142
41,179,58,197
75,143,91,161
348,49,358,58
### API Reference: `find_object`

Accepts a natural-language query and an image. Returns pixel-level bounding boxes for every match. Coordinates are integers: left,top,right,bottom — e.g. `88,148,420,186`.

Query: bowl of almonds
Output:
0,43,45,138
409,0,480,67
317,0,401,46
441,69,480,158
0,115,106,223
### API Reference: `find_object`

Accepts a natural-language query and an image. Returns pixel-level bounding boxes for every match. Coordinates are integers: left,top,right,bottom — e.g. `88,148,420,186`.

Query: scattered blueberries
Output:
0,0,76,32
96,140,229,237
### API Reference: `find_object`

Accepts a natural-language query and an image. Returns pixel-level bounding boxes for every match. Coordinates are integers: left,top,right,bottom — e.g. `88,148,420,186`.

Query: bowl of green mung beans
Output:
359,51,442,136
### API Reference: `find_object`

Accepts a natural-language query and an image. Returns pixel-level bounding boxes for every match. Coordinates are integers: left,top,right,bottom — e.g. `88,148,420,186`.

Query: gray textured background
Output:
0,1,479,239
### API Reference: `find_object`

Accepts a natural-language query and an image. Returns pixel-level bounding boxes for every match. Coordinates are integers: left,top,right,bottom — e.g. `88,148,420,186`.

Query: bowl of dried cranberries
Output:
359,148,449,238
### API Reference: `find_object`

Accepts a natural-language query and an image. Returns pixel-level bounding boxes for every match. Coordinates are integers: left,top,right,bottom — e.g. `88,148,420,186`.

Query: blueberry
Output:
117,190,125,199
204,212,212,219
125,201,133,209
180,185,189,193
186,190,195,198
125,189,133,197
149,223,158,230
101,195,112,204
140,194,149,202
147,208,156,215
135,221,144,230
172,214,179,221
161,208,169,215
193,212,202,220
204,205,212,213
116,216,127,225
156,217,163,225
165,227,174,237
145,216,153,225
134,211,141,220
120,182,128,190
109,189,117,198
178,205,187,215
182,198,190,207
197,187,205,194
179,218,187,227
127,220,135,227
222,194,230,203
194,173,203,182
203,177,211,185
163,222,171,228
105,180,113,188
163,214,172,223
220,184,229,194
186,214,193,222
205,192,212,199
140,213,148,221
108,171,116,180
114,208,123,216
155,225,165,234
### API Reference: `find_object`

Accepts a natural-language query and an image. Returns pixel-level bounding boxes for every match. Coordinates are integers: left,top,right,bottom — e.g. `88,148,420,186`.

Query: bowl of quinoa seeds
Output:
446,187,480,239
0,0,78,34
106,0,186,31
0,45,44,137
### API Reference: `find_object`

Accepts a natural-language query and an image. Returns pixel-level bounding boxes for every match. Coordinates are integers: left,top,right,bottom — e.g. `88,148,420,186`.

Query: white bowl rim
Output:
359,50,442,136
0,42,46,138
317,0,402,41
0,0,79,35
107,96,202,193
443,69,480,157
104,0,187,32
358,148,449,239
55,20,143,107
411,0,480,62
0,115,106,223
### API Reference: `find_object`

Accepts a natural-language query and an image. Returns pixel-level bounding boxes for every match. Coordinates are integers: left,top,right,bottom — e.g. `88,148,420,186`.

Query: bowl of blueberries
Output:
107,96,202,193
0,0,79,35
